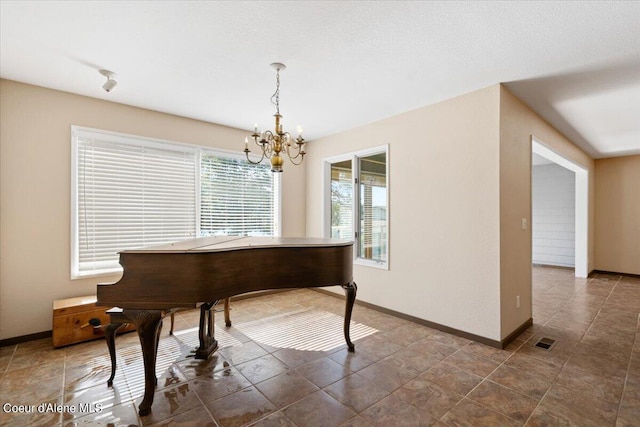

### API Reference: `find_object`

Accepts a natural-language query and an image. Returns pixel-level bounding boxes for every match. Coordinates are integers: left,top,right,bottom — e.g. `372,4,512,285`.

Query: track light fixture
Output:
99,70,118,93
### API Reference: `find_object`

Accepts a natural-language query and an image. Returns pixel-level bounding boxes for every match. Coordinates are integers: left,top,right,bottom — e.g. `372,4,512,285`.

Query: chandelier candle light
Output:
244,63,305,172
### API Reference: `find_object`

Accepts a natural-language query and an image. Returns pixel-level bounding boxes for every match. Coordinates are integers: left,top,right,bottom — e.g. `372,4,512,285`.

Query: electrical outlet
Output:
521,218,527,230
516,295,521,308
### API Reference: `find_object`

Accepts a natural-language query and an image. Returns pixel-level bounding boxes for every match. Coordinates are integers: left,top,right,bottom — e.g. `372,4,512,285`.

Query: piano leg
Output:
342,282,358,352
224,297,231,327
155,319,163,385
125,309,164,416
195,301,219,359
169,312,175,335
105,322,127,386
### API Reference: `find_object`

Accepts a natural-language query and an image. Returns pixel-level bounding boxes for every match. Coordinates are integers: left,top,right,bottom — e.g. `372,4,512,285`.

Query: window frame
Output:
71,126,280,279
323,144,389,270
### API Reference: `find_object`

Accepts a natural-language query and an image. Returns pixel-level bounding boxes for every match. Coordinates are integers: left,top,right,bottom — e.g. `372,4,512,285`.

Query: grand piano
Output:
96,236,356,416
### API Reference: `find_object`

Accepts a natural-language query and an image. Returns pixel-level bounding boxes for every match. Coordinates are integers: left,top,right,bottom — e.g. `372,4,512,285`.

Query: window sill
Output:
354,258,389,270
71,268,123,281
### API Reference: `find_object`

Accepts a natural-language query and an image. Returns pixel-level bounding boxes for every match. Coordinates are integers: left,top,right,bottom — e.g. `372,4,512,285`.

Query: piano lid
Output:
120,236,353,254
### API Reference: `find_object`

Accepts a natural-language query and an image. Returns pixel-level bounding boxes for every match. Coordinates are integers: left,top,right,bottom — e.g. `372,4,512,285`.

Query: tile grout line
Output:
614,311,640,426
185,375,219,427
520,347,576,427
58,348,67,426
580,274,622,339
429,342,526,425
174,336,330,427
2,344,17,374
513,272,589,425
519,275,583,425
522,273,623,426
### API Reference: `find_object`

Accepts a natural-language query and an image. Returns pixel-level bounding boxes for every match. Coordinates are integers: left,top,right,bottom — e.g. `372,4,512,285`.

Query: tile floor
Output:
1,267,638,426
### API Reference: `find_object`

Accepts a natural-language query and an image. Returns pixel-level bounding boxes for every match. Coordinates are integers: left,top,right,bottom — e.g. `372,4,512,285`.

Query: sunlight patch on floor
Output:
235,309,378,352
172,326,243,350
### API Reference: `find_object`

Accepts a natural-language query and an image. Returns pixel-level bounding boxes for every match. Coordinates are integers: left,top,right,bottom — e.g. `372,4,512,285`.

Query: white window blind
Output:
73,129,197,277
72,127,280,279
200,153,278,236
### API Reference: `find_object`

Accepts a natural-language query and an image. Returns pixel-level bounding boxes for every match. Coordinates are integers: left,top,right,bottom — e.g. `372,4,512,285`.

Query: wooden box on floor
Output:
52,295,135,348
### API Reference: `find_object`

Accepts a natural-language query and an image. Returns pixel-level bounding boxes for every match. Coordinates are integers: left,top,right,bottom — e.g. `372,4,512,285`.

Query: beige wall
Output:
306,83,597,343
0,79,306,340
306,85,504,341
1,78,618,344
499,85,595,339
595,155,640,275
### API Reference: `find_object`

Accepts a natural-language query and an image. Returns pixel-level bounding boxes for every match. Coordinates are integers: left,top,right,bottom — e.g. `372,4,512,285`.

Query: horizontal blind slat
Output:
77,134,198,272
75,132,278,276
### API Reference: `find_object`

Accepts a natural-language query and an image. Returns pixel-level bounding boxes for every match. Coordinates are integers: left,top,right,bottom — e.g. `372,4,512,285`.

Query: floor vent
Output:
534,337,557,351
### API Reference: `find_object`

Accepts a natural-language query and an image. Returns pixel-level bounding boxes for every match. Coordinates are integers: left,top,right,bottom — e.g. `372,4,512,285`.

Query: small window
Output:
358,153,388,263
324,145,389,269
330,160,353,240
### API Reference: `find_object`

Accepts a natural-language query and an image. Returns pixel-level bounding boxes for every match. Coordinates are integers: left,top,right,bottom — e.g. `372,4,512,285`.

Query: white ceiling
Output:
1,1,639,158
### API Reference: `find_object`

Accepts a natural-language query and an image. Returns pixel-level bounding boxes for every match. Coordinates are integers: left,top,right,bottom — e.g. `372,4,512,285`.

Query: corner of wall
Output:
594,155,640,275
497,84,596,340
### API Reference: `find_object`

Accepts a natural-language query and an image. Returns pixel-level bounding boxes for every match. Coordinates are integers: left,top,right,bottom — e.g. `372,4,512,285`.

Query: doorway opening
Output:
531,138,588,278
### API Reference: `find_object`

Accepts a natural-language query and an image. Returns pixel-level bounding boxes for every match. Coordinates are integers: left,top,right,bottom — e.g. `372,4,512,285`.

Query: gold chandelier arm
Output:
262,130,275,139
288,151,305,165
286,140,305,159
264,140,274,158
284,142,305,164
244,148,266,165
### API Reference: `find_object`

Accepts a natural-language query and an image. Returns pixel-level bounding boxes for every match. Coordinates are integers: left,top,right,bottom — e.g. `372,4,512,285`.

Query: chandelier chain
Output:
270,68,281,115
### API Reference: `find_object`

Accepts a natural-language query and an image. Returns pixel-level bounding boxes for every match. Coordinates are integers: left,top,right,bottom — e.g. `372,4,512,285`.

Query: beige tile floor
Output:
1,267,638,426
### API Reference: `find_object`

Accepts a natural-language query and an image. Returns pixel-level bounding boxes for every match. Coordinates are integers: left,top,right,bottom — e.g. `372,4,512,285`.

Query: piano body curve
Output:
98,236,353,309
96,236,356,416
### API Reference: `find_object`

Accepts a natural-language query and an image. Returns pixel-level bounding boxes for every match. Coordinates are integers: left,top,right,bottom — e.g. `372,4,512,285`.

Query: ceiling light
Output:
244,63,305,173
99,69,117,93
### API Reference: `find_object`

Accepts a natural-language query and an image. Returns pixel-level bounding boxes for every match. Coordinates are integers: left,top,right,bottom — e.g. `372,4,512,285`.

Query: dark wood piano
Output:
96,236,356,416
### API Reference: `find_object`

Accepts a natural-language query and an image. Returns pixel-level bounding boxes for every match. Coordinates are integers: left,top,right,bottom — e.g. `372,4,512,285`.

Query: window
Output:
330,160,353,240
71,126,279,278
325,145,388,269
200,154,278,237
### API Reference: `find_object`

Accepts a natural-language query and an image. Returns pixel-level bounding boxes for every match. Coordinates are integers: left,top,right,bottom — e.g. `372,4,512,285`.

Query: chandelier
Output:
244,63,305,172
